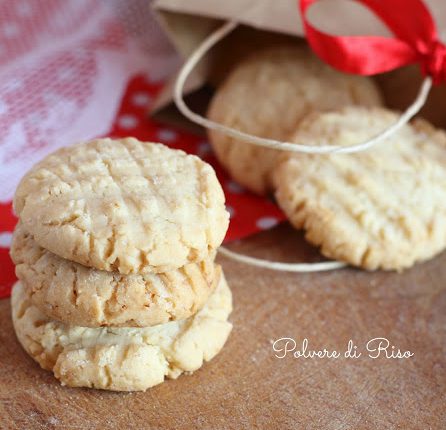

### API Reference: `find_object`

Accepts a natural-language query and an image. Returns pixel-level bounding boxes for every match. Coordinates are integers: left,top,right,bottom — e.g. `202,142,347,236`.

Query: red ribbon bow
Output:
300,0,446,84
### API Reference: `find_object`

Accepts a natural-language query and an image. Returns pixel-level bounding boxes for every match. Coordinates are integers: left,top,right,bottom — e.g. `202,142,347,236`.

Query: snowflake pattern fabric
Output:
0,0,285,298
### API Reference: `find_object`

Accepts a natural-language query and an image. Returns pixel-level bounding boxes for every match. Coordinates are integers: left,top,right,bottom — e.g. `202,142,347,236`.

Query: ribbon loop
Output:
300,0,445,84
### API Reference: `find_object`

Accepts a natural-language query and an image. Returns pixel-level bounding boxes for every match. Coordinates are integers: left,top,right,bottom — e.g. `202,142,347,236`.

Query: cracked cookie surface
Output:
11,223,218,327
11,272,232,391
273,106,446,270
207,45,383,195
13,138,229,274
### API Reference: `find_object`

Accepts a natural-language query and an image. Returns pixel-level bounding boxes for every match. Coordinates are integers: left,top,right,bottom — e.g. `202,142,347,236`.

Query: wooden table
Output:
1,225,445,429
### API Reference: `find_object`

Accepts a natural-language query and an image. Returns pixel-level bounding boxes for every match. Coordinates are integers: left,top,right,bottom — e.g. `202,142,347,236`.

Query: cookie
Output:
273,106,446,270
207,45,383,195
11,223,218,327
11,271,232,392
13,138,229,274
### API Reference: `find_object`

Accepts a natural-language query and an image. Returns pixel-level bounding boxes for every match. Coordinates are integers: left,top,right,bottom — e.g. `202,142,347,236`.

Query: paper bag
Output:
151,0,446,130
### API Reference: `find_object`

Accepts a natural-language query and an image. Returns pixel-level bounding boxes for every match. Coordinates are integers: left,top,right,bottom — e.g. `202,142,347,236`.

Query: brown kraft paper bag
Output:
151,0,446,130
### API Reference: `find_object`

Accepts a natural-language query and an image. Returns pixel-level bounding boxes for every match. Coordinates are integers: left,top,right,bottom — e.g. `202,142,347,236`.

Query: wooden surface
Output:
0,224,445,429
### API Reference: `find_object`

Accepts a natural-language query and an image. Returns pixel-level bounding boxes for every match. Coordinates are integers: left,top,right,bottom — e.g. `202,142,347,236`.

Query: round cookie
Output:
13,138,229,274
207,45,383,195
11,271,232,392
11,223,218,327
273,106,446,270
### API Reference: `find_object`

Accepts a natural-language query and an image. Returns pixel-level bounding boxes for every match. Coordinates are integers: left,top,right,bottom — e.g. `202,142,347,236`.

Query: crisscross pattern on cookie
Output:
14,138,229,274
274,107,446,270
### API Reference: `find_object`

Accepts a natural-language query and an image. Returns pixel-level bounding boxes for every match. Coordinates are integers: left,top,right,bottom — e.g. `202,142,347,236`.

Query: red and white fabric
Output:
0,0,285,298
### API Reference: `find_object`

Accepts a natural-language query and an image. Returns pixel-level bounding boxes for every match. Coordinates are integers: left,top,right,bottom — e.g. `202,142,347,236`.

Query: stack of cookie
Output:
10,138,232,391
208,44,446,270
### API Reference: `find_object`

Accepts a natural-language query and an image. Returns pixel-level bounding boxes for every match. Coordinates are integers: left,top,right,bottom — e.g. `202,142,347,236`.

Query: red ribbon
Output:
299,0,446,84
